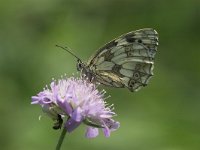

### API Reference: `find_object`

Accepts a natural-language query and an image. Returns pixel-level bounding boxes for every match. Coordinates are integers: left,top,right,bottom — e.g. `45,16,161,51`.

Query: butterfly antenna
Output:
55,44,81,60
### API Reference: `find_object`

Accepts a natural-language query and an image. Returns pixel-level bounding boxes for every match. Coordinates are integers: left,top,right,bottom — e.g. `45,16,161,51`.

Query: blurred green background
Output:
1,0,200,150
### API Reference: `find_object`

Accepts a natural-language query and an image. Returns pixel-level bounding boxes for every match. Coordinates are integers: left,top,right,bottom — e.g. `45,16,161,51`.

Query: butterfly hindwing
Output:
86,28,158,92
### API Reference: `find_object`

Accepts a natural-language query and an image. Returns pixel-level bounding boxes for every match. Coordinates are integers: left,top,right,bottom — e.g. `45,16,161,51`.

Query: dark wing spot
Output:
138,39,142,43
104,40,118,49
112,64,122,73
128,79,136,92
126,37,135,43
133,72,140,79
128,79,136,88
125,33,136,43
103,50,114,61
127,51,133,57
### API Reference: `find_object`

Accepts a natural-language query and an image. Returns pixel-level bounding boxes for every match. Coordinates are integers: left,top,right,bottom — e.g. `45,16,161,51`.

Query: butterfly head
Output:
76,59,85,71
76,59,94,82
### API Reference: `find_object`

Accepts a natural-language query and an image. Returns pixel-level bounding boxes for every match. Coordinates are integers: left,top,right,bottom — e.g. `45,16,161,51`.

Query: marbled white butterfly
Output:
57,28,158,92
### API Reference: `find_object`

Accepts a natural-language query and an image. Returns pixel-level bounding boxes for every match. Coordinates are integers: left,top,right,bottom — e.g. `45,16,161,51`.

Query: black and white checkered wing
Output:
87,28,158,92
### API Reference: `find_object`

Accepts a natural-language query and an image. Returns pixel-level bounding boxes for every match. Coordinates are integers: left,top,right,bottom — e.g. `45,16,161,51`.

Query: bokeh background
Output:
1,0,200,150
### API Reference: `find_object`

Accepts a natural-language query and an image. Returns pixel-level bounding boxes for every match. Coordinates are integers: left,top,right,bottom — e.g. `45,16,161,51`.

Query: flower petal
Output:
85,127,99,138
31,96,39,104
103,118,120,131
65,118,82,133
110,121,120,131
102,126,110,137
72,107,83,122
57,98,73,116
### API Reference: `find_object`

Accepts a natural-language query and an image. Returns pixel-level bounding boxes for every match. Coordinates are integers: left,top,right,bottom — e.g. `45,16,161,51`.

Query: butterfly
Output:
57,28,158,92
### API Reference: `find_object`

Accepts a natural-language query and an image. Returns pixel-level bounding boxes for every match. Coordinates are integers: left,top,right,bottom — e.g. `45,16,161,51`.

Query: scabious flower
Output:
31,77,120,138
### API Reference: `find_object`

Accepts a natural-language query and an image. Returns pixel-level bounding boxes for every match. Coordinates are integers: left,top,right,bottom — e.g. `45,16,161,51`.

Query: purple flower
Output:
32,77,120,138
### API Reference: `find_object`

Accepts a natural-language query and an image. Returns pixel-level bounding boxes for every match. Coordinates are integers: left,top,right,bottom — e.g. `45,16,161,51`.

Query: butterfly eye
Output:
77,60,83,71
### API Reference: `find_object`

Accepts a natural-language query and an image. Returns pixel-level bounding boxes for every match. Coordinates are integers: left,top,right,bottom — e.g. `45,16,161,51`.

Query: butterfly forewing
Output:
86,28,158,92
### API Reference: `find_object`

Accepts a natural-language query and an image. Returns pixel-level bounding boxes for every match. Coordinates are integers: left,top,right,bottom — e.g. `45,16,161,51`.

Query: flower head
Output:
32,77,119,138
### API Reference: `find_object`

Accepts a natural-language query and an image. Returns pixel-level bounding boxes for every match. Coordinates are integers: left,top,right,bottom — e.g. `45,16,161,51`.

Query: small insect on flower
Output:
56,28,158,92
53,114,63,130
31,77,120,138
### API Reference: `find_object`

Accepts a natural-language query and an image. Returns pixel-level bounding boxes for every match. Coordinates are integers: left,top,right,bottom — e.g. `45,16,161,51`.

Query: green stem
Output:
56,128,67,150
